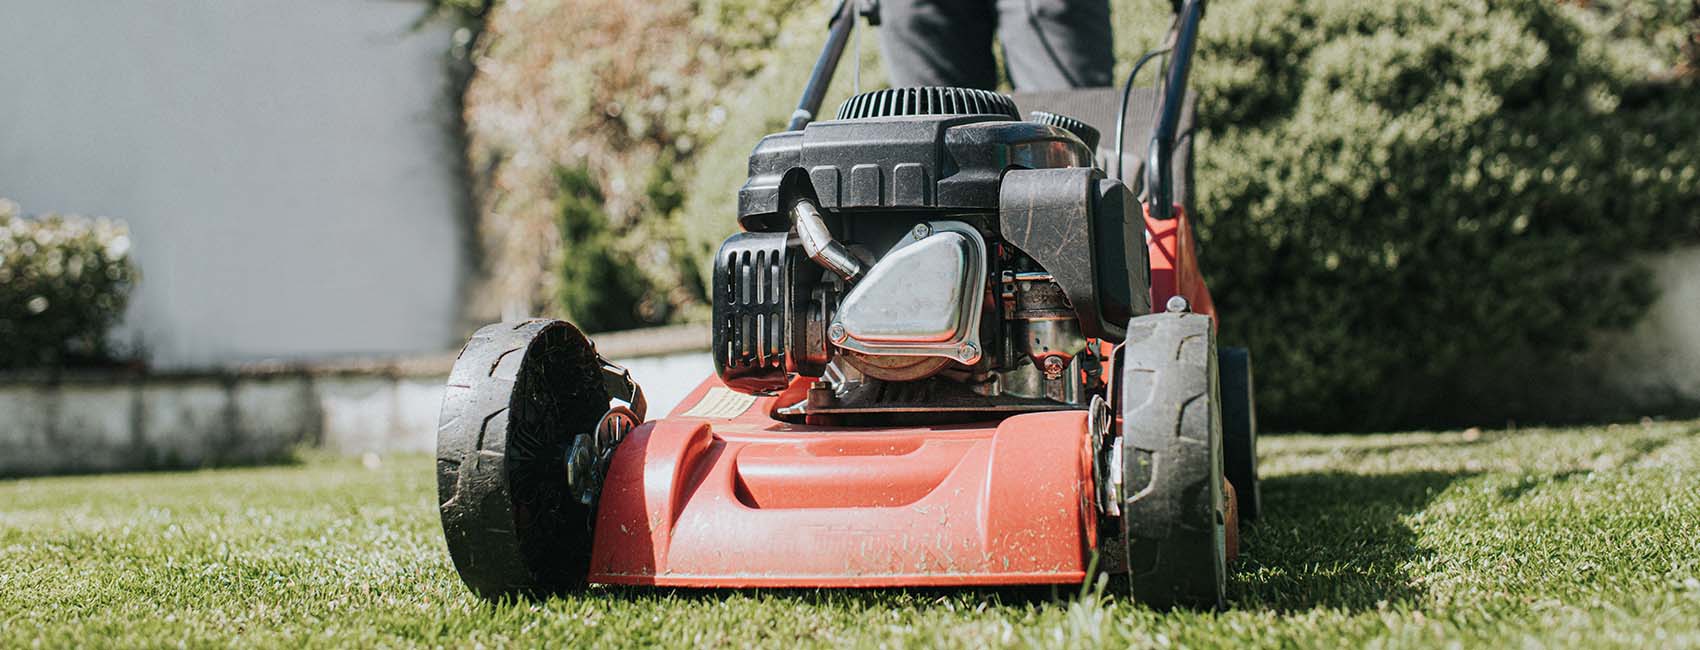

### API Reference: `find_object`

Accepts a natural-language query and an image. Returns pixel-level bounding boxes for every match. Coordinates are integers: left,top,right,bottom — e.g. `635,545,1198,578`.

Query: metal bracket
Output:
567,404,639,506
598,357,647,422
1088,394,1122,516
567,355,647,506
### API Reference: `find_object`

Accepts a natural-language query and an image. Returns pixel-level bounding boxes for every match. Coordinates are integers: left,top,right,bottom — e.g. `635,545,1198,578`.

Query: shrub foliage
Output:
1184,0,1699,429
0,200,137,369
459,0,814,328
552,166,653,332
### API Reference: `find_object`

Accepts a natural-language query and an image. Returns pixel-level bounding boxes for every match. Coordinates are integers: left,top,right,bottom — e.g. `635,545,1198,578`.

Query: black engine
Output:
712,87,1150,419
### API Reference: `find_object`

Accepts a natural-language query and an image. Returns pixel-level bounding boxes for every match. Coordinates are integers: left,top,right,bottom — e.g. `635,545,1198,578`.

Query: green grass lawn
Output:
4,421,1699,648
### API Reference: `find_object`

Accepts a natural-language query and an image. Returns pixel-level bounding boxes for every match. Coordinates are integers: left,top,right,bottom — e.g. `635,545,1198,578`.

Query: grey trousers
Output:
877,0,1114,91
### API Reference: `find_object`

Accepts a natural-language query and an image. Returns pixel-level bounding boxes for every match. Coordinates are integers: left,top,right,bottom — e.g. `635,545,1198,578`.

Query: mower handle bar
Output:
788,0,862,131
1145,0,1204,220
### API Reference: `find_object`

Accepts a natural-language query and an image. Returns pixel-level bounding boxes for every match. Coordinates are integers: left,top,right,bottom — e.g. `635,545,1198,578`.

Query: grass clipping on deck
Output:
2,421,1699,648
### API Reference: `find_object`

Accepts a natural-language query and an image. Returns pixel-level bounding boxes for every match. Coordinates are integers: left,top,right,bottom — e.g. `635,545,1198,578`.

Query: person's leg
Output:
995,0,1114,90
878,0,999,89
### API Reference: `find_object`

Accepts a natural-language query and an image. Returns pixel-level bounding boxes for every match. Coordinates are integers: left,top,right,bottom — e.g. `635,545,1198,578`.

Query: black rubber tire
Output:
1219,346,1260,524
1118,311,1227,610
436,319,610,600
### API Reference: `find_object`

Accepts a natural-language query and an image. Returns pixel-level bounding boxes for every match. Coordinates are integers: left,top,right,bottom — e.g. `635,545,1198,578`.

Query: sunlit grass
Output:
3,421,1698,648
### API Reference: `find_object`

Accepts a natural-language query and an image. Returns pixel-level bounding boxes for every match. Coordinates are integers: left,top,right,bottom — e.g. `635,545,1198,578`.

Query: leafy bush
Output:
459,0,813,327
1177,0,1700,429
0,200,138,369
552,166,653,332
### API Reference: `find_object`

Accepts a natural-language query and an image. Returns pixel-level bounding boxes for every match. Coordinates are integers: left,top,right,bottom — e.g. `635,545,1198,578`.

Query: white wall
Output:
0,0,467,367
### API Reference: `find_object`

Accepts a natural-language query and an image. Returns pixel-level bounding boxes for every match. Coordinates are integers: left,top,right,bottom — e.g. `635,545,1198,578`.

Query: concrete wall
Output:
0,350,711,477
0,1,467,368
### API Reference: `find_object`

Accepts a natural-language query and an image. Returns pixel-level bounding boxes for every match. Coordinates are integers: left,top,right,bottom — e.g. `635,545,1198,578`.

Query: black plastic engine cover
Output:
998,167,1150,341
737,115,1092,230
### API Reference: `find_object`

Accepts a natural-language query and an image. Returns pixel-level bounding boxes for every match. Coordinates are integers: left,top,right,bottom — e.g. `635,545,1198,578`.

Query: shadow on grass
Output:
1231,469,1470,612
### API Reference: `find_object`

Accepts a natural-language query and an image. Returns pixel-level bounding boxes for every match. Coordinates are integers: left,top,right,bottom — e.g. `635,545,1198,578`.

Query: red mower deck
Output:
589,382,1096,587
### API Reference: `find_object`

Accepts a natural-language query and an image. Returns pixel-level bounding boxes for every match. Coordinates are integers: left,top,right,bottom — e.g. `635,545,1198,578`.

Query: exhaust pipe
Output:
792,198,867,282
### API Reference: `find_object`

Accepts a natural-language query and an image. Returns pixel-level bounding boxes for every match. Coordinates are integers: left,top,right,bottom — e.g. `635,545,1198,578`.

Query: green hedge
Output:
1181,0,1699,429
552,166,655,332
0,200,138,369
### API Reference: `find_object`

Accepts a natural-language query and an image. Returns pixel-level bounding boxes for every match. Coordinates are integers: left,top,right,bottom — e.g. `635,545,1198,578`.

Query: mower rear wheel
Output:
436,319,610,599
1219,346,1260,523
1118,312,1228,609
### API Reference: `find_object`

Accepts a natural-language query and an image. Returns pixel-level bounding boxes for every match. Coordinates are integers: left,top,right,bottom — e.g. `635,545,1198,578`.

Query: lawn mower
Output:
435,0,1258,609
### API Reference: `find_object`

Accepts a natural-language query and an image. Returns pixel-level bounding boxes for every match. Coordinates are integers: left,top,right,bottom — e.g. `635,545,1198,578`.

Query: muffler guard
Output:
587,382,1097,587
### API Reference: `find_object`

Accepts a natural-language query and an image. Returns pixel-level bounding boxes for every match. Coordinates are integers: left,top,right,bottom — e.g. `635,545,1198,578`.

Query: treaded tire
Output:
1219,346,1260,523
436,319,609,600
1119,312,1227,609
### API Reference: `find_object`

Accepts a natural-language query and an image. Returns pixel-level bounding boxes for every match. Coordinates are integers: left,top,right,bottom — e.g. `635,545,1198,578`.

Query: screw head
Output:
1165,295,1190,313
827,322,848,343
910,223,932,240
957,342,980,362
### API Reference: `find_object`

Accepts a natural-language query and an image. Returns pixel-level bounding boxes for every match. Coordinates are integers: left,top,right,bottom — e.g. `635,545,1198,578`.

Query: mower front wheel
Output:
1117,311,1228,609
436,320,611,600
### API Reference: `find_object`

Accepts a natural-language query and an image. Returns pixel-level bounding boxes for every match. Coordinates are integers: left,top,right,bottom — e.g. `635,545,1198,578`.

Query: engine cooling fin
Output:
836,87,1020,120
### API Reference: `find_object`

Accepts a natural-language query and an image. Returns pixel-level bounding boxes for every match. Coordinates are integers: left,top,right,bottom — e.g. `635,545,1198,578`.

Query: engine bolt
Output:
957,342,979,362
911,223,932,240
827,322,847,343
1042,356,1067,380
1165,295,1191,313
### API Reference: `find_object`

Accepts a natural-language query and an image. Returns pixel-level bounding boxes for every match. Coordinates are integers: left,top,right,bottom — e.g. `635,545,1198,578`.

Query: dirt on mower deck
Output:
2,421,1698,648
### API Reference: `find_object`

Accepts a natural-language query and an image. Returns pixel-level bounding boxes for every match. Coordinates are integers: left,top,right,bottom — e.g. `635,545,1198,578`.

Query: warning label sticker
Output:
680,387,758,419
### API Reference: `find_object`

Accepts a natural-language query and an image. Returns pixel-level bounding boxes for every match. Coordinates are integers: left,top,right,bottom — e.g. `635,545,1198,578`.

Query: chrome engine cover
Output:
830,221,987,376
